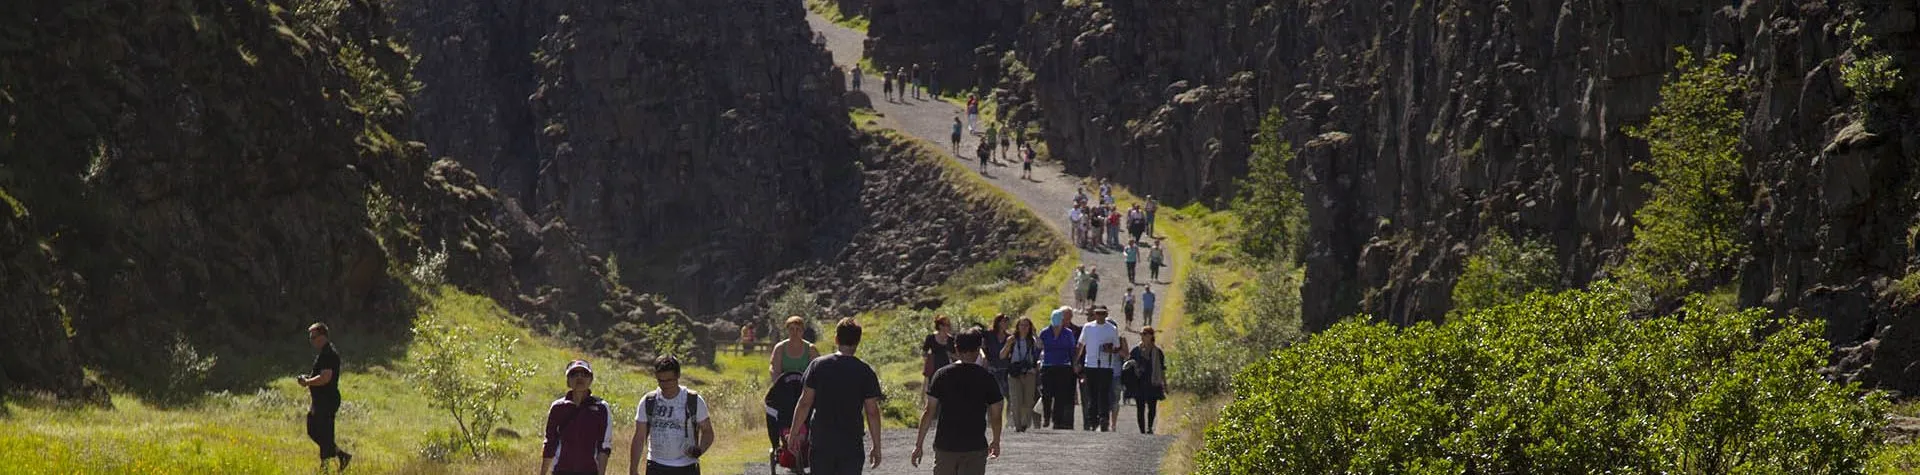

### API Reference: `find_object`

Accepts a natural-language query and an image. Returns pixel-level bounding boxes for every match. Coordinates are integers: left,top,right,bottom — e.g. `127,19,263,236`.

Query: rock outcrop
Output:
863,0,1025,95
865,0,1920,392
395,0,861,315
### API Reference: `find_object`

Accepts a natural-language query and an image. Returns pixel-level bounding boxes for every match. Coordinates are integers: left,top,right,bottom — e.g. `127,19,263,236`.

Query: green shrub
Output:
1184,271,1224,326
1450,231,1559,312
410,315,539,460
1840,19,1903,101
1233,107,1305,263
1617,48,1747,307
766,284,825,340
1195,287,1885,474
1169,269,1302,397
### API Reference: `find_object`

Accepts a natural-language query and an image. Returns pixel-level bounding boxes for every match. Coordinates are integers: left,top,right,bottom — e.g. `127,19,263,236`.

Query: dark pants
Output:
1126,262,1137,282
1041,366,1077,430
1137,400,1160,433
306,399,348,459
647,460,701,475
810,435,867,475
1082,368,1113,430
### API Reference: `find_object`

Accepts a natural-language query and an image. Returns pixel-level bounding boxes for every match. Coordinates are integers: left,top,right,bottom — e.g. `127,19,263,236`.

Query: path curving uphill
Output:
740,13,1177,475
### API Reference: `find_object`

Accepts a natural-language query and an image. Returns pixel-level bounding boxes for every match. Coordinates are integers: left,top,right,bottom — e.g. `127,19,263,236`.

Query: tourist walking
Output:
1106,208,1122,247
789,318,887,474
998,125,1012,162
630,355,714,475
922,315,957,407
1086,267,1101,306
1076,307,1122,432
883,70,894,101
966,95,980,133
1148,241,1167,282
1020,145,1034,180
1039,307,1079,430
1121,287,1136,329
1129,328,1168,434
976,139,992,174
984,315,1012,397
1067,207,1085,250
1141,287,1158,327
1124,240,1140,283
910,328,1005,475
950,116,964,154
1145,196,1159,235
769,316,818,382
927,63,940,98
999,317,1041,432
983,125,998,163
543,359,612,475
910,64,921,99
851,67,861,91
1107,329,1128,432
1127,205,1147,243
299,323,353,472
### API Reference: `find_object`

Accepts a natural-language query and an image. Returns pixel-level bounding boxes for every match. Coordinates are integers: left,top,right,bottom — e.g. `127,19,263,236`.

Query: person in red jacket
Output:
543,359,615,475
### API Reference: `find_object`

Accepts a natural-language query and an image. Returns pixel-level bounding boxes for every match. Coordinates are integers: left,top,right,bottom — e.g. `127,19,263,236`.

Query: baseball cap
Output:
565,359,594,377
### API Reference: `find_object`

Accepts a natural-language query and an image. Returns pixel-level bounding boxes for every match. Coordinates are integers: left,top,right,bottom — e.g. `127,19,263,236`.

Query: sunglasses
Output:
568,371,593,379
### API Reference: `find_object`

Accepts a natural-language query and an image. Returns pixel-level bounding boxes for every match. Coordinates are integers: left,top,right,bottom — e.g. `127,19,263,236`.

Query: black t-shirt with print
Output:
926,362,1003,452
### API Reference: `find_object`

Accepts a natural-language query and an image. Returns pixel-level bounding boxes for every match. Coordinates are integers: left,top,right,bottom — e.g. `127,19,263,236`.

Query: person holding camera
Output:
999,317,1042,432
630,355,714,475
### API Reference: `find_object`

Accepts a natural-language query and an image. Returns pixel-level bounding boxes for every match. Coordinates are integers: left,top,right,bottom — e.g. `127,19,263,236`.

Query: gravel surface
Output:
739,13,1177,475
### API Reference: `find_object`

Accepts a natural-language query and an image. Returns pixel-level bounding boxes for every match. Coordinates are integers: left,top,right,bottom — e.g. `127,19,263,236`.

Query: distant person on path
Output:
882,70,894,102
542,359,612,475
910,64,921,99
1106,327,1127,432
1148,241,1167,282
299,323,353,473
1099,179,1113,203
910,328,1005,475
1076,307,1122,432
789,318,887,474
1106,208,1122,247
950,116,964,154
927,63,940,98
851,67,861,91
1145,196,1159,235
1141,287,1158,327
1086,267,1102,306
1121,287,1136,329
983,125,998,163
1067,207,1085,251
1000,317,1041,432
998,122,1012,162
1126,204,1147,243
630,355,714,475
976,139,991,173
1129,327,1168,434
966,95,980,133
1040,306,1081,430
983,314,1012,397
921,316,957,406
770,316,818,382
1020,145,1034,180
1124,240,1140,283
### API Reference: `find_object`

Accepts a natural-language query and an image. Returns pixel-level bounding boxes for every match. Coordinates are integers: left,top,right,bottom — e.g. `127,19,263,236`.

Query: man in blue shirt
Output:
1038,307,1079,430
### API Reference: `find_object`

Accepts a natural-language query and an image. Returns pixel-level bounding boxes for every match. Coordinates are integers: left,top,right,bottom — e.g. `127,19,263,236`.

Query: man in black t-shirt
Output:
911,328,1004,475
298,323,353,472
789,318,886,475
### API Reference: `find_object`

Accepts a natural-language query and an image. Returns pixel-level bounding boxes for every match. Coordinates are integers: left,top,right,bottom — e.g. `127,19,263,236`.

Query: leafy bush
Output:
1169,269,1302,397
1840,19,1903,101
766,285,825,339
1196,288,1885,474
160,333,218,404
1233,107,1305,263
1184,271,1225,326
1617,48,1746,306
409,315,539,459
1450,231,1559,312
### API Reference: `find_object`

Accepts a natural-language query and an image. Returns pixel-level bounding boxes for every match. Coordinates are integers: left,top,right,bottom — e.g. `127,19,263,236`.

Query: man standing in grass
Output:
790,318,886,474
911,328,1004,475
298,323,352,473
543,359,614,475
631,355,714,475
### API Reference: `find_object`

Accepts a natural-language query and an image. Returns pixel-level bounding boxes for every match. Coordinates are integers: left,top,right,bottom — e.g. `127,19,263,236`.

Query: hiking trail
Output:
739,13,1177,475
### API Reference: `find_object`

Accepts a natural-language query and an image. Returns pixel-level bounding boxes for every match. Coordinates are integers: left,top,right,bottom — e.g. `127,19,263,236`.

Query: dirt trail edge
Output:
737,14,1176,475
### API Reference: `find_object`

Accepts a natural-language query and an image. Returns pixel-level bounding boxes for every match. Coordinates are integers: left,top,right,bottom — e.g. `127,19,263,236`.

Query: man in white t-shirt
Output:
1075,307,1122,432
630,355,715,475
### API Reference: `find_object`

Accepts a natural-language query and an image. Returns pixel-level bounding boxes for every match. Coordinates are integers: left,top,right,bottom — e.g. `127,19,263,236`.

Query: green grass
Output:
0,288,776,474
804,0,868,33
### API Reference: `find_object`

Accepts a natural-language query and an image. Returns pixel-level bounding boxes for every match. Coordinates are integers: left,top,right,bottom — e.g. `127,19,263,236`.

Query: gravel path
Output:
738,14,1177,475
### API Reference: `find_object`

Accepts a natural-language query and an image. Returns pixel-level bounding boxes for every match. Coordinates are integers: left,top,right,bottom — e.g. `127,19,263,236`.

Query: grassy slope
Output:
0,289,780,474
803,0,869,33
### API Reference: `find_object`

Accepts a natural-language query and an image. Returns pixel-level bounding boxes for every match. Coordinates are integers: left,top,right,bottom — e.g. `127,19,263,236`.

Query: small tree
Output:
1234,107,1305,264
410,315,538,459
1617,48,1746,307
1451,231,1559,312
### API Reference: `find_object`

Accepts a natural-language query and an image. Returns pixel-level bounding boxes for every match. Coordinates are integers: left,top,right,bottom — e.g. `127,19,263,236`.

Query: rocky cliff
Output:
394,0,862,315
865,0,1920,392
0,0,696,398
863,0,1025,95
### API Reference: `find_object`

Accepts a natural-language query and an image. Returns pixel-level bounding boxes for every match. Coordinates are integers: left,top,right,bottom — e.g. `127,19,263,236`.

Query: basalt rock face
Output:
395,0,860,316
717,130,1055,324
870,0,1920,391
0,0,704,398
863,0,1026,95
